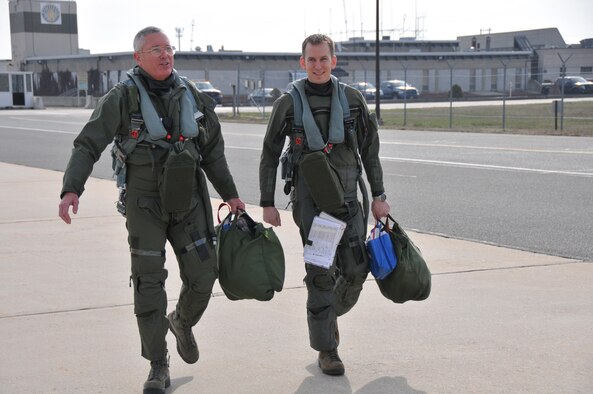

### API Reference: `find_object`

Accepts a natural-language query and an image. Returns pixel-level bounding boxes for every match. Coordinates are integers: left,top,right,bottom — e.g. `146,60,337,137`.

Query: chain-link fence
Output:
371,67,593,135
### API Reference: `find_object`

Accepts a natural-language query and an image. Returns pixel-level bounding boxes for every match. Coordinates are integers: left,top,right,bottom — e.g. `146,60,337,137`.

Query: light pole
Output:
375,0,382,124
175,27,184,51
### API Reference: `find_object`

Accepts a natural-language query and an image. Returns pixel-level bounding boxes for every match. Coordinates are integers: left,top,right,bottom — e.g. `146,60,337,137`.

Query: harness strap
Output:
288,75,349,151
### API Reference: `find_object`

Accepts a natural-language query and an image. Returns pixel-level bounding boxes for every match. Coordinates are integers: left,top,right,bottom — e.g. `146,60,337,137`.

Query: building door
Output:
12,74,25,106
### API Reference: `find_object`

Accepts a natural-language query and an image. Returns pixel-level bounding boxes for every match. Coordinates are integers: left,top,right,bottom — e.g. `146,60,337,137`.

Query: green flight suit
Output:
61,67,239,361
259,80,385,351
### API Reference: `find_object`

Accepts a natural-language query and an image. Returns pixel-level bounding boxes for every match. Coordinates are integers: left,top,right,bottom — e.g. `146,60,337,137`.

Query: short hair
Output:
133,26,164,52
301,34,335,57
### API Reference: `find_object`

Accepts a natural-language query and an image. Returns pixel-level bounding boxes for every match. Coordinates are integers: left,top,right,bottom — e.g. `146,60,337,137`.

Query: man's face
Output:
133,32,174,81
300,42,337,84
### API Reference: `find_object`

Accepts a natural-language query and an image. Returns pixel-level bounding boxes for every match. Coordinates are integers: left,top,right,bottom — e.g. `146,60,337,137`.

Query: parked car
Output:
554,76,593,95
192,80,223,104
380,80,419,99
349,82,383,100
248,88,280,106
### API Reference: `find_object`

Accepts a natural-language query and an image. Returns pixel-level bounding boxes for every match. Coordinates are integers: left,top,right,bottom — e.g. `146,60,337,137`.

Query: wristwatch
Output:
373,193,387,202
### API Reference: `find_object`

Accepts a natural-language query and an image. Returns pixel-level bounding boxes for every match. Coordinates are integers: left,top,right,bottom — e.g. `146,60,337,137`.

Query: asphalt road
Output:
1,107,592,261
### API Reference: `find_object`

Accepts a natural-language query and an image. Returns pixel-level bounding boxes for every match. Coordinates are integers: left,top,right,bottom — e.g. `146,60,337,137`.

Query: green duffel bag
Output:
215,205,285,301
376,215,431,303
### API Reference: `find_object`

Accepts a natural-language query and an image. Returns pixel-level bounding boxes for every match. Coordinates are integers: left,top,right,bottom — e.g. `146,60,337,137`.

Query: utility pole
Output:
375,0,382,123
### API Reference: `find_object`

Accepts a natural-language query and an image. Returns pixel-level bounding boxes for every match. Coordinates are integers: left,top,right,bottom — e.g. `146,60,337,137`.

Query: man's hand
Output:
371,200,390,221
226,198,246,214
59,192,79,224
263,206,281,227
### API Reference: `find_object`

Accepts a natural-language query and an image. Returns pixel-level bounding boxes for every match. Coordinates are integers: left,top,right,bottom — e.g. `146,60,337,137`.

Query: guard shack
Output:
0,72,34,108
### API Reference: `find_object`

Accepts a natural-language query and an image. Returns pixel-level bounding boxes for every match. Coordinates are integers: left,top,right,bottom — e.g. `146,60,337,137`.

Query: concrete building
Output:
458,28,593,84
4,1,592,107
457,28,567,52
9,0,80,64
537,45,593,82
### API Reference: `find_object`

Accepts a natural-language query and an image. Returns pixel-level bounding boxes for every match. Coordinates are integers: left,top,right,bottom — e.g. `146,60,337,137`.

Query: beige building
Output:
5,1,592,106
458,28,593,83
537,47,593,82
9,0,79,64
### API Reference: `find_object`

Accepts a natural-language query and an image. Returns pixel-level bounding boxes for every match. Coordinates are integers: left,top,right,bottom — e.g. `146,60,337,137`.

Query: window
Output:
491,68,498,90
515,68,522,89
422,69,429,92
469,69,476,91
0,74,8,92
12,74,24,93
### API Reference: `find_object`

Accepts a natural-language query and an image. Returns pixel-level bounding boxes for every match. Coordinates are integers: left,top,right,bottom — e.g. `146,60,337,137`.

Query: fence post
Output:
261,70,266,119
500,61,507,131
446,61,454,129
557,54,572,132
398,61,409,127
231,84,236,118
236,62,241,115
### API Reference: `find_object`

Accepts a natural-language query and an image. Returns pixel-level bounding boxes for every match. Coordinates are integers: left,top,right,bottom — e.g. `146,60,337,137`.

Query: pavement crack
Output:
433,260,588,276
0,214,120,224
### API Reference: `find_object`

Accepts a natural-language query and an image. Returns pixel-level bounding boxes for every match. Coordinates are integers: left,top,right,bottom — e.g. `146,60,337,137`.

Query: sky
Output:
1,0,592,59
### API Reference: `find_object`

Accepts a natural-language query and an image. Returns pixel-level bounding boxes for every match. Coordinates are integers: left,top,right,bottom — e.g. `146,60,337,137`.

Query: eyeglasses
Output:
139,45,176,57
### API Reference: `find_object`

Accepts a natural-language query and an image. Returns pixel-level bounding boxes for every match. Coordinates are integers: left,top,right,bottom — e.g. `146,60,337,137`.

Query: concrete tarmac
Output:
0,162,591,393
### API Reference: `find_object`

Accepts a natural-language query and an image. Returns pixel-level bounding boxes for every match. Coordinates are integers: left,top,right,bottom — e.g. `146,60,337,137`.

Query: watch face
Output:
41,3,61,24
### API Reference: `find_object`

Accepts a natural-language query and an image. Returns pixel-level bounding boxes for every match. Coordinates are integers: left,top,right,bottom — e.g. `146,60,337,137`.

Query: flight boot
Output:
318,348,345,376
167,310,199,364
143,351,170,394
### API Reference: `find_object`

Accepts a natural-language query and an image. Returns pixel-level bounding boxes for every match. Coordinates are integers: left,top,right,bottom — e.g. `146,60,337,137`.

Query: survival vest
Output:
115,68,209,152
111,69,212,177
282,76,369,219
110,68,212,214
282,76,358,189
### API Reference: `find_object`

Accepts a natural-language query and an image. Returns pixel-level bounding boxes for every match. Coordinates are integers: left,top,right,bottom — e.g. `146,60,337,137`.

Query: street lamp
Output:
375,0,382,124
